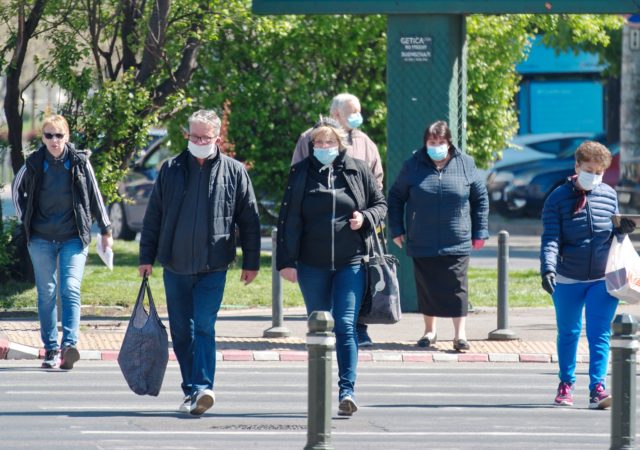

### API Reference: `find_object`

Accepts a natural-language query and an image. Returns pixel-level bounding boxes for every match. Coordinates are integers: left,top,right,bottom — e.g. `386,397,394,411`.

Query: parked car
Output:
477,132,598,184
109,129,278,240
492,132,599,170
487,137,618,218
109,129,173,240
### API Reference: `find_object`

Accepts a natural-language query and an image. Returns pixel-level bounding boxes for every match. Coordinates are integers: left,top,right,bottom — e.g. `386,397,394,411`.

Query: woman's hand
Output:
393,235,405,248
280,267,298,283
101,233,113,251
349,211,364,230
472,239,485,250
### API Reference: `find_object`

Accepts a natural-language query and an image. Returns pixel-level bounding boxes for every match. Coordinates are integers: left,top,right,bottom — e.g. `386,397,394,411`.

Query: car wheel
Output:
109,202,136,241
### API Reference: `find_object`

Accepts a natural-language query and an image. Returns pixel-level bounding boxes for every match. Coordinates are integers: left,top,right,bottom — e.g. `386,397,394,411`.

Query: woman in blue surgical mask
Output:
276,117,387,418
388,120,489,352
541,141,635,410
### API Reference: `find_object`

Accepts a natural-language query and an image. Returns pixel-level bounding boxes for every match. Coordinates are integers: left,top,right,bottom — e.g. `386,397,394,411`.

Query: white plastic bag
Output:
605,235,640,304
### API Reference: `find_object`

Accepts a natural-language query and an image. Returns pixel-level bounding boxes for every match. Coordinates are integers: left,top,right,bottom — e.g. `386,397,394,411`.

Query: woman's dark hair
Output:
423,120,452,146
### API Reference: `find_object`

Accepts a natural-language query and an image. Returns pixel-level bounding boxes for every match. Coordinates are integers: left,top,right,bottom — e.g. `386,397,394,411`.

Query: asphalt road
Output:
1,360,633,449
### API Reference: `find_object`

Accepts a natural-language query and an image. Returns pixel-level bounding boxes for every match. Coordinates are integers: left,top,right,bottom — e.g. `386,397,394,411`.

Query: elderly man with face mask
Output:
291,93,384,348
139,109,260,416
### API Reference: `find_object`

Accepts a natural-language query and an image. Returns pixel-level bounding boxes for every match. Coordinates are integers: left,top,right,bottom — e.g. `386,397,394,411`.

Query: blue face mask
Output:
314,147,339,165
427,144,449,162
347,113,363,129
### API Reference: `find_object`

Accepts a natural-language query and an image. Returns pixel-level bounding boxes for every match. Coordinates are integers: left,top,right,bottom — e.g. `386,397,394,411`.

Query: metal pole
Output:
488,230,517,340
263,228,291,338
610,313,638,450
305,311,335,450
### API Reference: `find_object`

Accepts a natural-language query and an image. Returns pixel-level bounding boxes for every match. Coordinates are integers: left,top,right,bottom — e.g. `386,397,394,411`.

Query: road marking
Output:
81,430,609,437
8,390,560,397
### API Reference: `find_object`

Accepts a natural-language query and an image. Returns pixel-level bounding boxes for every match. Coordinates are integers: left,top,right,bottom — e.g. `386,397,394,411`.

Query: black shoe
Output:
453,339,470,352
42,349,61,369
417,333,437,348
60,346,80,370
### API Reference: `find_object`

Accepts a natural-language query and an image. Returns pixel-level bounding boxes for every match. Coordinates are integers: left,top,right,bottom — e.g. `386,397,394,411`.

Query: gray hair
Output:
188,109,222,135
329,93,361,116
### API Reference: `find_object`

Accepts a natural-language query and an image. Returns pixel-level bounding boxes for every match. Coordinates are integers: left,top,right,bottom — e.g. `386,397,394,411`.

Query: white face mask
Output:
577,170,603,191
188,141,216,159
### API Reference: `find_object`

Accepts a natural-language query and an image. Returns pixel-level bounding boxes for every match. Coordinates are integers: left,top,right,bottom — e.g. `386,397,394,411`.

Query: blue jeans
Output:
552,280,619,390
27,236,88,351
297,262,365,399
163,269,227,396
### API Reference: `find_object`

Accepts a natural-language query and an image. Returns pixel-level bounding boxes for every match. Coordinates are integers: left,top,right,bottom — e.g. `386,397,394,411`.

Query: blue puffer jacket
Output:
388,146,489,257
540,178,620,280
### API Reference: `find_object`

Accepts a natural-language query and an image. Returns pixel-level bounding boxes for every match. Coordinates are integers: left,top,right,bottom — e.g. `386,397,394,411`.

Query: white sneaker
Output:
190,389,215,416
178,396,191,413
338,395,358,417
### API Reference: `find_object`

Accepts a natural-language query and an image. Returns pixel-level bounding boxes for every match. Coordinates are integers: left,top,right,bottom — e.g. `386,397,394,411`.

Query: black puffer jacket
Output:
12,144,112,246
276,154,387,270
139,150,261,271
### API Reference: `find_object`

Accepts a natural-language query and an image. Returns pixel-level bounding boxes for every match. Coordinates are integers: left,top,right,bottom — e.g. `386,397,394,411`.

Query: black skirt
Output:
413,255,469,318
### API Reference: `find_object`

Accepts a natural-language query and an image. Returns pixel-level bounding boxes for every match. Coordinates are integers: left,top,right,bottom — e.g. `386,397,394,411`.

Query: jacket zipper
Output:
586,198,594,279
192,165,203,273
329,166,336,271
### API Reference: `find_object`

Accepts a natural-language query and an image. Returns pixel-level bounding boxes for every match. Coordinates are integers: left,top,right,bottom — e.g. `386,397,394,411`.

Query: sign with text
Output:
400,36,432,63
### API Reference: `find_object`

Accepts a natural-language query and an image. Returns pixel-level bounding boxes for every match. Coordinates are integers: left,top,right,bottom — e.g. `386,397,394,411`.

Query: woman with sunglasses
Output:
12,115,112,370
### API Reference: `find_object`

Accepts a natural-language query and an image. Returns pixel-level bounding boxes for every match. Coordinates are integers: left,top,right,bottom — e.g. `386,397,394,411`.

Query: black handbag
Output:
358,230,402,324
118,277,169,396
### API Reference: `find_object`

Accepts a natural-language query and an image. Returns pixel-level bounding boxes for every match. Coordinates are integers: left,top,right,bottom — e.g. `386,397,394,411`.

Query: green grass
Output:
0,239,551,311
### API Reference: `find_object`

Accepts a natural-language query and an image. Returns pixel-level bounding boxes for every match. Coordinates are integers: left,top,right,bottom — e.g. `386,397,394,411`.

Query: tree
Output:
185,7,623,202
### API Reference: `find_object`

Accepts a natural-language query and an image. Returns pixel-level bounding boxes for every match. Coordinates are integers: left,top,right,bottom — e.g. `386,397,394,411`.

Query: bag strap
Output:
134,276,160,319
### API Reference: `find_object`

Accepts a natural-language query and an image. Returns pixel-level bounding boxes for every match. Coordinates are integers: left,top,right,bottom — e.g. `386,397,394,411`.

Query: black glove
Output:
617,217,636,235
541,272,556,295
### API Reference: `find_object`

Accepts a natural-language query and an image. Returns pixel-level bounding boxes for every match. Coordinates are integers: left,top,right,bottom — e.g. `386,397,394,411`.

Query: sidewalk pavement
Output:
2,303,640,364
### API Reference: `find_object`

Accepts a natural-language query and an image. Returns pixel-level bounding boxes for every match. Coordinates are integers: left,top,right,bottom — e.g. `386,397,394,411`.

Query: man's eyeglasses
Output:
43,132,65,140
188,134,215,145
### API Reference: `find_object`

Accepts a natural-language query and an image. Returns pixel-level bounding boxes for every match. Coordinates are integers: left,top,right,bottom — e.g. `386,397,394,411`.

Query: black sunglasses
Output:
43,132,65,140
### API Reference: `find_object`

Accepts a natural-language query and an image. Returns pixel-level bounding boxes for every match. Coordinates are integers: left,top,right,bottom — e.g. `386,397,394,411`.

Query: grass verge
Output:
0,239,552,312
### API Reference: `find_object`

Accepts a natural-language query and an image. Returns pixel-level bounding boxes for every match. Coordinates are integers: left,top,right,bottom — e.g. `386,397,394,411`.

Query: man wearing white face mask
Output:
292,93,384,347
541,140,635,410
139,109,261,415
292,93,383,190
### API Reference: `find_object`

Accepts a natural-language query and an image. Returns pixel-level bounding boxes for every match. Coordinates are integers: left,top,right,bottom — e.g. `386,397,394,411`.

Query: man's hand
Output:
241,270,258,285
541,272,556,295
349,211,364,230
280,267,297,283
393,235,405,249
139,264,153,278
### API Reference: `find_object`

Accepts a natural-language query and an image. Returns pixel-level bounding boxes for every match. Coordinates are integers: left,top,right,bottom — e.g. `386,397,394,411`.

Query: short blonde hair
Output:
575,141,612,169
310,117,347,150
42,115,70,136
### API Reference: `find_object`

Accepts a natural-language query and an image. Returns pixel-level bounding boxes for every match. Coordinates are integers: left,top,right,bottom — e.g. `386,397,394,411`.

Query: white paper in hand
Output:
96,233,114,271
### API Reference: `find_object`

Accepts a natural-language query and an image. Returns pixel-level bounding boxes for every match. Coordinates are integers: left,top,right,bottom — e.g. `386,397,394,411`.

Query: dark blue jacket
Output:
139,150,261,271
540,178,620,280
388,146,489,257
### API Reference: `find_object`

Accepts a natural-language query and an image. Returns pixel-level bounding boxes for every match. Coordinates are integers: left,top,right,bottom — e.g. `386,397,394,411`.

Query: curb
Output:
0,340,596,364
